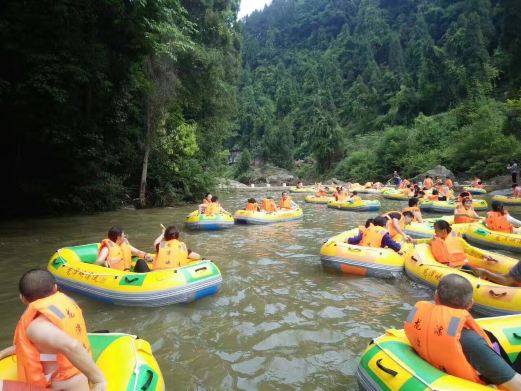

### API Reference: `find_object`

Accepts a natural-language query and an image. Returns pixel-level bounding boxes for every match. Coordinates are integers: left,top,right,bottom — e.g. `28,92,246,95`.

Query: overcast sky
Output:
238,0,273,19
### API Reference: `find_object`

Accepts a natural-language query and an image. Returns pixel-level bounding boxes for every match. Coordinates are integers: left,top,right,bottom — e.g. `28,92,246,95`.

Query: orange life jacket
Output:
245,202,258,211
360,225,388,248
316,191,327,197
402,206,421,222
261,199,277,213
154,239,189,270
428,194,439,201
279,197,292,209
430,232,466,267
424,178,433,189
99,238,132,271
404,301,493,384
336,193,348,201
445,179,453,189
486,211,513,233
204,202,220,216
14,292,90,388
383,211,404,238
454,204,478,224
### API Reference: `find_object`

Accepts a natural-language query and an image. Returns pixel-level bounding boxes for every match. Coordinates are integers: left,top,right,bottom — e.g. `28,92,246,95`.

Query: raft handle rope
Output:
375,359,397,377
373,338,438,391
129,336,156,391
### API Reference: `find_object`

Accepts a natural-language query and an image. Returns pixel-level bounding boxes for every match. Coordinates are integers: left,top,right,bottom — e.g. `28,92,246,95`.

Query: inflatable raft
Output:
320,229,409,278
382,191,409,201
185,210,234,230
327,199,381,212
464,223,521,253
405,241,521,316
304,195,335,204
464,186,487,195
357,314,521,391
48,244,222,306
492,194,521,206
0,332,165,391
233,207,303,224
420,199,488,213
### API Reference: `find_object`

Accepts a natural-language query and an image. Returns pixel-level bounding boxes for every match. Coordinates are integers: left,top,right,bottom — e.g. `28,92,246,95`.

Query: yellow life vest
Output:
153,239,189,270
100,238,132,270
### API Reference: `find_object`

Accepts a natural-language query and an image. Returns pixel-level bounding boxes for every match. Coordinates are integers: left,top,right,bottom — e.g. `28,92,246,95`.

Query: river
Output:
1,191,504,390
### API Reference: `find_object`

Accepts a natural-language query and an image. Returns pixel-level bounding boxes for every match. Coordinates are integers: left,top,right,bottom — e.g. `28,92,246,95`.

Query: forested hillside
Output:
0,0,240,215
237,0,521,182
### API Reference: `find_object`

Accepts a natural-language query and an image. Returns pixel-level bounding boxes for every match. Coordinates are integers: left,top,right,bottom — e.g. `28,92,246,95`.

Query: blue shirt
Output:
347,230,402,252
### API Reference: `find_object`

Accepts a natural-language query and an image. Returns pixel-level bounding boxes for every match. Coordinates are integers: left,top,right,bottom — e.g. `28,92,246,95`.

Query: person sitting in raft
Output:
279,191,297,210
512,183,521,198
457,191,473,203
0,269,107,391
431,220,468,267
151,225,200,270
445,177,454,189
428,189,440,201
402,197,423,223
198,193,212,213
95,226,152,271
454,197,480,224
296,181,304,189
486,200,520,234
423,175,434,189
260,197,277,213
383,211,414,241
347,216,403,253
346,191,362,203
315,187,329,197
245,198,260,211
405,274,521,390
204,196,230,216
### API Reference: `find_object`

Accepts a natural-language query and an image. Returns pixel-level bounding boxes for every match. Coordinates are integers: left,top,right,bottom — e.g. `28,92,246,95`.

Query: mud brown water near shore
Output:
0,192,515,390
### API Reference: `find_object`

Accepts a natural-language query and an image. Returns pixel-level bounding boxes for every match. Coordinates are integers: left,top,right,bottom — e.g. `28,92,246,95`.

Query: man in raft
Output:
0,270,106,391
278,191,297,210
405,274,521,389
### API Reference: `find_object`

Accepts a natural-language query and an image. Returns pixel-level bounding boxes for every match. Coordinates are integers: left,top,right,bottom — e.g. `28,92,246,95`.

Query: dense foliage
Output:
237,0,521,182
0,0,240,215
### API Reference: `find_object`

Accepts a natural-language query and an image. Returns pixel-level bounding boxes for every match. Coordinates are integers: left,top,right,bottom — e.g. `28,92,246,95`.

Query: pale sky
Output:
238,0,272,19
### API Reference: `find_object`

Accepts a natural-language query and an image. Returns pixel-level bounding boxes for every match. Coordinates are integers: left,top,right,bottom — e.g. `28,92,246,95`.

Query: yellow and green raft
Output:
48,244,222,306
185,210,234,230
0,332,165,391
464,223,521,253
289,186,316,193
233,207,303,224
464,186,487,195
405,241,521,316
304,195,335,204
382,190,409,201
327,199,381,212
357,314,521,391
420,199,488,213
492,194,521,206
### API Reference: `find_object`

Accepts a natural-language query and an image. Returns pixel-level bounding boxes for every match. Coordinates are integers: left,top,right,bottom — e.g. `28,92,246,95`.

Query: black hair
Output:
19,269,55,302
247,198,256,203
512,184,518,189
365,218,374,228
433,219,452,233
373,216,388,227
108,226,123,242
211,196,219,202
204,193,211,198
403,211,414,219
281,191,288,196
491,200,505,214
352,191,358,195
408,197,419,207
432,189,439,195
164,226,180,241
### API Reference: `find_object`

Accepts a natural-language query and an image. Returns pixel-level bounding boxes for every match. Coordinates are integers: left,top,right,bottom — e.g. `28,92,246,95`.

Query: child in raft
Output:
346,216,403,254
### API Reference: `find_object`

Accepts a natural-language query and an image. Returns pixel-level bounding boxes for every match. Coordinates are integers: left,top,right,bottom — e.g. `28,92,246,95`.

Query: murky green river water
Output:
1,191,509,390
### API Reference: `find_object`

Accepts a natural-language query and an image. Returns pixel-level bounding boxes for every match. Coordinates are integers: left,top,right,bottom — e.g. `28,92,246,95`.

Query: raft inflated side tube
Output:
304,195,335,204
464,186,487,195
492,195,521,206
0,333,165,391
464,223,521,253
185,210,234,230
405,242,521,316
233,208,303,224
320,229,410,278
327,200,381,212
420,199,488,213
